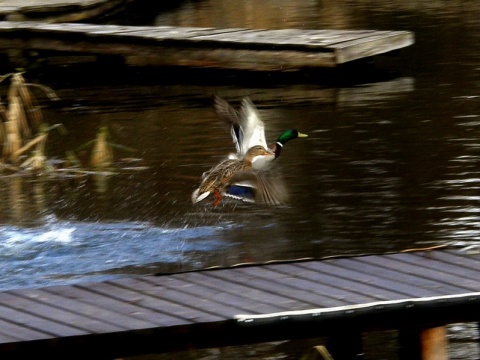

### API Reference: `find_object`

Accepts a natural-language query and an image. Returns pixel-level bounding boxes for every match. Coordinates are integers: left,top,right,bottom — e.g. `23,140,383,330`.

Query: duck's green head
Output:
273,129,307,158
276,129,308,145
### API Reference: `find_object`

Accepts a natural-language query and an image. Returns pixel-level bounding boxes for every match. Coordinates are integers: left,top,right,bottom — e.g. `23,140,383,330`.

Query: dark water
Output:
1,0,480,358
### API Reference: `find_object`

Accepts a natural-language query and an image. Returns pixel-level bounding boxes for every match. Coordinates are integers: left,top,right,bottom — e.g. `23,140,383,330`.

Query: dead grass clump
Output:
0,72,60,169
0,72,140,178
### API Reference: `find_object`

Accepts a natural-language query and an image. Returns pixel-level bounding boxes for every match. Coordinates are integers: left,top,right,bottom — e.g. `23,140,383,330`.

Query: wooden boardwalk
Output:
0,21,414,70
0,248,478,359
0,0,126,23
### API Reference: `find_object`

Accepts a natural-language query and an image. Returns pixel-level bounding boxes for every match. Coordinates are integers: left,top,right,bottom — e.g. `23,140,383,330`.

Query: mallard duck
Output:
192,145,287,206
212,95,308,170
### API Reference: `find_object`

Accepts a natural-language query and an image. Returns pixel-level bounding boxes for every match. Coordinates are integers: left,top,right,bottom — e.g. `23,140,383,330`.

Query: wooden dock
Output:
0,248,478,359
0,21,414,70
0,0,127,23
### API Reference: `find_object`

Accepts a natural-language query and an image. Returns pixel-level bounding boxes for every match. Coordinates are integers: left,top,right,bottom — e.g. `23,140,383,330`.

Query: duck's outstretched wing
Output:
238,98,268,156
212,95,269,157
225,170,289,206
212,95,241,154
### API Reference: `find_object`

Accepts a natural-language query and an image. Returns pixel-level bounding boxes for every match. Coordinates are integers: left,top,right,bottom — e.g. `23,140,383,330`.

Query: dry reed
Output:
0,72,138,177
90,126,113,168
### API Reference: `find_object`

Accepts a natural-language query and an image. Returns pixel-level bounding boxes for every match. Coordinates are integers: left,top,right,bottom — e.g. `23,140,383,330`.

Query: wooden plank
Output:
322,259,446,298
0,22,388,50
425,250,480,272
389,252,480,282
1,0,112,14
0,21,414,70
0,302,85,337
359,254,479,292
18,35,337,69
257,263,380,304
74,282,192,326
0,317,49,342
96,26,238,40
9,288,147,331
192,269,316,310
44,285,162,329
210,266,342,308
125,47,338,69
0,249,477,359
0,290,121,333
234,266,352,307
188,28,378,49
335,257,470,295
164,271,299,312
333,31,414,63
421,327,448,360
297,261,412,300
311,259,442,298
0,0,126,23
140,275,287,315
112,276,250,320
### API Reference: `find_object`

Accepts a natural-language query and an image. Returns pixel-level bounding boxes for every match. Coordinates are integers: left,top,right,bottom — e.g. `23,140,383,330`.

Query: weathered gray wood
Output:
0,21,414,70
338,257,470,295
0,302,86,337
0,317,49,341
0,0,126,23
253,263,379,304
333,31,414,63
44,284,162,329
0,290,122,333
140,275,286,315
0,248,477,359
7,288,153,330
378,253,480,291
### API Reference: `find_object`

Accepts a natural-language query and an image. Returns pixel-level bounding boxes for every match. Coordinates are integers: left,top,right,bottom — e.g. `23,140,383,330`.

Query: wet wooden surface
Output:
0,21,414,70
0,248,478,359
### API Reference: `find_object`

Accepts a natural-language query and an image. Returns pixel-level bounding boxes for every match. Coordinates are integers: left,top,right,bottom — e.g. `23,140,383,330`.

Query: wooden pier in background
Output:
0,0,127,23
0,248,478,359
0,21,414,71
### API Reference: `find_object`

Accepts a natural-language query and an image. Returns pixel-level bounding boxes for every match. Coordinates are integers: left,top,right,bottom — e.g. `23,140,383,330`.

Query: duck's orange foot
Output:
212,190,222,206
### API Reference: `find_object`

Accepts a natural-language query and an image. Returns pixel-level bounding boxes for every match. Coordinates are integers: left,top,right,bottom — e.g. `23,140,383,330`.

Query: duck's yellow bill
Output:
298,132,308,138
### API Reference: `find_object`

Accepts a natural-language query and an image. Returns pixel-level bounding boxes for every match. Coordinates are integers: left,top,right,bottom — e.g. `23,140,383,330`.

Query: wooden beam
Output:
398,326,448,360
421,327,448,360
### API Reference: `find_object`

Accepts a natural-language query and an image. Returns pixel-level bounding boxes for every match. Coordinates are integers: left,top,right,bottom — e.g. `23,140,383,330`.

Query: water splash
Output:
0,217,233,290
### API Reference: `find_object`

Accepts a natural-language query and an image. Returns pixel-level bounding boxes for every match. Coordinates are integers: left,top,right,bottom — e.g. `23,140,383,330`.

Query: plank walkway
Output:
0,248,479,359
0,21,414,70
0,0,126,23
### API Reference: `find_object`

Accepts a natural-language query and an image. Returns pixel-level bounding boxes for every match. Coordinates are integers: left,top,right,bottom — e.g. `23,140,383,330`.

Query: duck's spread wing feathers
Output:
212,96,269,157
226,170,289,205
238,98,268,156
212,95,241,154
